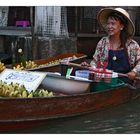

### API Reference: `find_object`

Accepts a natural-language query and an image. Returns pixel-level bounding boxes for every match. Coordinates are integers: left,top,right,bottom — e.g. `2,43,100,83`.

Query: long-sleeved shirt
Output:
90,36,140,76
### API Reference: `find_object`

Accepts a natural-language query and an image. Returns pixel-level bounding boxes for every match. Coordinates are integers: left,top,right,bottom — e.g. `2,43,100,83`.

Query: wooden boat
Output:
29,53,87,72
6,53,87,73
0,72,140,133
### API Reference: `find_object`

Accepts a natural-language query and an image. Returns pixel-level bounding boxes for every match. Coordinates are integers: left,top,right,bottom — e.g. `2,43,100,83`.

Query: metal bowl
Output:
40,73,91,94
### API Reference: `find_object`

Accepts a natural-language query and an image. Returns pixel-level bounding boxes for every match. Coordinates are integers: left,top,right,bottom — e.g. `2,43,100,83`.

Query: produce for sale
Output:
0,81,54,98
13,60,38,70
13,50,78,70
0,61,6,72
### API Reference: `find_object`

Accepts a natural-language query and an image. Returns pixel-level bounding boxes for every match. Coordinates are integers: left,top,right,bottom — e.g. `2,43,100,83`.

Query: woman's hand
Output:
80,61,91,67
127,71,137,80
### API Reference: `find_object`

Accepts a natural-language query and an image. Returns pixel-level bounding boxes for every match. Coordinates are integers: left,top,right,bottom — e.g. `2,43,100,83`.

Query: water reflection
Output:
12,98,140,134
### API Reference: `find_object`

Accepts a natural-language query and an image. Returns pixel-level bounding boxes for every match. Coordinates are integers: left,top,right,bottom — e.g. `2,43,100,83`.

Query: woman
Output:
82,7,140,84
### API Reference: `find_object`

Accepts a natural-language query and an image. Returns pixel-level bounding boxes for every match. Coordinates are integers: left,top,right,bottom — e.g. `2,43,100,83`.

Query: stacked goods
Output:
88,61,113,83
0,81,54,98
75,68,113,83
89,68,112,83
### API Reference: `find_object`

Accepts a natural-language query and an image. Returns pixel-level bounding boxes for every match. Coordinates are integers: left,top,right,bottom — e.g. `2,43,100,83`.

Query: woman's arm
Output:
127,40,140,79
90,37,108,68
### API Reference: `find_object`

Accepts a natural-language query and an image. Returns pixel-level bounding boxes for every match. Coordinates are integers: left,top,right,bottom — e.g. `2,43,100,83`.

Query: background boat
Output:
6,53,87,73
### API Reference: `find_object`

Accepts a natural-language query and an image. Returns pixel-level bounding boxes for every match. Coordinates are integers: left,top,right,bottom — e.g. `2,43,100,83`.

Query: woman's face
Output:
106,17,124,36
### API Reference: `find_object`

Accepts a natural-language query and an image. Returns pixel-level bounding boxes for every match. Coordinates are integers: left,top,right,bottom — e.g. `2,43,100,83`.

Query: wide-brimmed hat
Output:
97,7,135,37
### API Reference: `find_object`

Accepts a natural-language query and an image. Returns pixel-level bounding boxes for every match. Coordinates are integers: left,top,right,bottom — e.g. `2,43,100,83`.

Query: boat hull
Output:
0,86,138,132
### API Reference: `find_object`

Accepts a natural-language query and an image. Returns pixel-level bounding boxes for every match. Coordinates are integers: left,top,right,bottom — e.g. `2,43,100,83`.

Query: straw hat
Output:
97,7,135,37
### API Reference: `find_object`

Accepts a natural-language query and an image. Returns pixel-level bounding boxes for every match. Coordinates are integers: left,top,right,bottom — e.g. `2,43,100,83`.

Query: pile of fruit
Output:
0,61,6,72
13,55,78,70
38,59,62,68
13,60,38,70
0,81,54,98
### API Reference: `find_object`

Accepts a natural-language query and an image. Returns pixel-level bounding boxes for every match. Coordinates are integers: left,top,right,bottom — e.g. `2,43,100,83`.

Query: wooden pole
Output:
30,6,37,60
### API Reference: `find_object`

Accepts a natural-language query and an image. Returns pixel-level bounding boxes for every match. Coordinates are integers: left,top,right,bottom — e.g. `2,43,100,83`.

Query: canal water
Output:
11,98,140,134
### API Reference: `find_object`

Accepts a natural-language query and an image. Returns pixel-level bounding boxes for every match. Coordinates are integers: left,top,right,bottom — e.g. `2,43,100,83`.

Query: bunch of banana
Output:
38,59,62,68
0,61,6,72
47,59,61,65
0,81,54,98
13,60,38,71
0,81,27,97
25,60,38,69
13,55,79,71
13,64,24,71
31,89,54,97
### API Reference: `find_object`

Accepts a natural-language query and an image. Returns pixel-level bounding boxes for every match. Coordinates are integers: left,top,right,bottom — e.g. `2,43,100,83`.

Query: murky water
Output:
11,98,140,134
